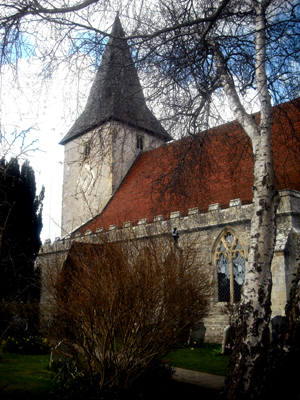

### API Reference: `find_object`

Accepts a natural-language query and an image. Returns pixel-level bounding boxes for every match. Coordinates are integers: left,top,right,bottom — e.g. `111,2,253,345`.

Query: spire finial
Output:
111,13,124,38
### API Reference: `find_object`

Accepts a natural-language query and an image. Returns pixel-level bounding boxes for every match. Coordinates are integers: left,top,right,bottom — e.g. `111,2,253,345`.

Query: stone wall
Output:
38,189,300,343
61,121,165,236
61,123,112,235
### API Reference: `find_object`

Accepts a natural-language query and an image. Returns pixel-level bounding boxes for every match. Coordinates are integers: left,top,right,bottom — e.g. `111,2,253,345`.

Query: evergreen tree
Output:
0,158,44,303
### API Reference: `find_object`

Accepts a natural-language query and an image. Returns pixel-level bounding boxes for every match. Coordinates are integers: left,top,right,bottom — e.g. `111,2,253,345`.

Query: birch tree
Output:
135,2,298,396
0,1,299,398
212,3,280,397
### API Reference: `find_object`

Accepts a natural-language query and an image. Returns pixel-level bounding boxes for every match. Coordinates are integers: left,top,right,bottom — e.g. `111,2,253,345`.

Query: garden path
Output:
173,367,225,390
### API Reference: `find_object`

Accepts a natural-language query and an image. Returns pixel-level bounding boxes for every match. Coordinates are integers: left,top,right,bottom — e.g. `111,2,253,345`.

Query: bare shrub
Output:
42,233,211,390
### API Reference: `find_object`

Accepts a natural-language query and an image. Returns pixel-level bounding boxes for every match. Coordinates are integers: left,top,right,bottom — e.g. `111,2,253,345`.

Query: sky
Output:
1,55,95,243
0,3,117,243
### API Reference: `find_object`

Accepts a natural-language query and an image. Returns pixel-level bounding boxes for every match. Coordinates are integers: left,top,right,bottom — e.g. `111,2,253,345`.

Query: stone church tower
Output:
59,17,171,236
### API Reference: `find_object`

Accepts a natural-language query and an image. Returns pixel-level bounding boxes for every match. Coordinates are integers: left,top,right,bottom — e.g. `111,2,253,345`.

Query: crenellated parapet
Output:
39,189,300,256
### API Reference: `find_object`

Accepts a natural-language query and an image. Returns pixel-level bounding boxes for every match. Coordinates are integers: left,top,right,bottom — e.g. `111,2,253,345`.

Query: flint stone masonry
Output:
37,189,300,343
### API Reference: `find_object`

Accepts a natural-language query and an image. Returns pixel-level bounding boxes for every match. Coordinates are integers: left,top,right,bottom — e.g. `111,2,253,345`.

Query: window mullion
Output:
229,257,234,303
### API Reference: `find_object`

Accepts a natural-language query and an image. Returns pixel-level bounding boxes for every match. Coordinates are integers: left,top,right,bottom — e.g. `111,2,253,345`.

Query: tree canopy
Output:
1,1,300,399
0,157,44,302
0,1,299,136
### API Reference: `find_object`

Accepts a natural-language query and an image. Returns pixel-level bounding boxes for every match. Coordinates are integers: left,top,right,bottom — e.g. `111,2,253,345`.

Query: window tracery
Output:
215,230,246,302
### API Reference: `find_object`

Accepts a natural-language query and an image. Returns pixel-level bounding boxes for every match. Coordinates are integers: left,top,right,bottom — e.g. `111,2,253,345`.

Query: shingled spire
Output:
60,16,171,145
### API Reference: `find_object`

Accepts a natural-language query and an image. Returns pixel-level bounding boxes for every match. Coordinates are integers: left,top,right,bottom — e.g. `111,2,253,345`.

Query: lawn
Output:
0,352,54,400
166,343,230,376
0,344,229,399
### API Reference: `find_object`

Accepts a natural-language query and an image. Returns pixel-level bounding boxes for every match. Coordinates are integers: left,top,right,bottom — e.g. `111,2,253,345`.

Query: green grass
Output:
0,344,229,399
166,343,230,376
0,352,55,400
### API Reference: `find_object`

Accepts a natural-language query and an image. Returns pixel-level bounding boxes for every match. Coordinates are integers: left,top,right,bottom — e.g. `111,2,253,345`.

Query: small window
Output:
215,231,246,302
137,135,144,150
83,140,91,159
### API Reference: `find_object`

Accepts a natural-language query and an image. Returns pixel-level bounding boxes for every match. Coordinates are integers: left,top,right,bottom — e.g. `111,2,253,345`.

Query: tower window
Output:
137,135,144,150
83,140,91,160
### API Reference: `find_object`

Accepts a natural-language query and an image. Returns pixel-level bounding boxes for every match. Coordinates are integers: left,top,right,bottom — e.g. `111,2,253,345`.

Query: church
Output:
38,17,300,343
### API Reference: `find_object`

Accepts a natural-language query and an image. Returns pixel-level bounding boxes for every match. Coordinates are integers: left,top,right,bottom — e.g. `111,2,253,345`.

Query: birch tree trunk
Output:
214,1,280,397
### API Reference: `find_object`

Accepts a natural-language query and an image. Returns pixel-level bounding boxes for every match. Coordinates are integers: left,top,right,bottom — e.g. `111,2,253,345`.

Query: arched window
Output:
215,230,246,302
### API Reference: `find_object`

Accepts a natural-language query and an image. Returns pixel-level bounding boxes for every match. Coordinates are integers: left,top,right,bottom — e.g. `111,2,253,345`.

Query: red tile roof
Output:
78,99,300,234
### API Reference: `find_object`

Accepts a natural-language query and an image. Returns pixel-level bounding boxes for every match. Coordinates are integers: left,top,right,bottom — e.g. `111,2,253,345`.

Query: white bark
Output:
214,1,280,397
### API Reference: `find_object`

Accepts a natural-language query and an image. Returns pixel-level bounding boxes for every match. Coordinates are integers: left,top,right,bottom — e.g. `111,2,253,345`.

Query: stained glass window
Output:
217,254,230,302
215,230,246,302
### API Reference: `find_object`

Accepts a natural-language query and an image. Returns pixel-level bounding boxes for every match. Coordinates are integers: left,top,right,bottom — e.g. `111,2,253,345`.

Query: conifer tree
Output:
0,158,44,303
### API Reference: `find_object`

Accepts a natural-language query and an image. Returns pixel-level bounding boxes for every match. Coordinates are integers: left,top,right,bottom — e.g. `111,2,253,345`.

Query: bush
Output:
43,232,212,391
52,360,175,400
52,362,93,399
1,335,51,355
